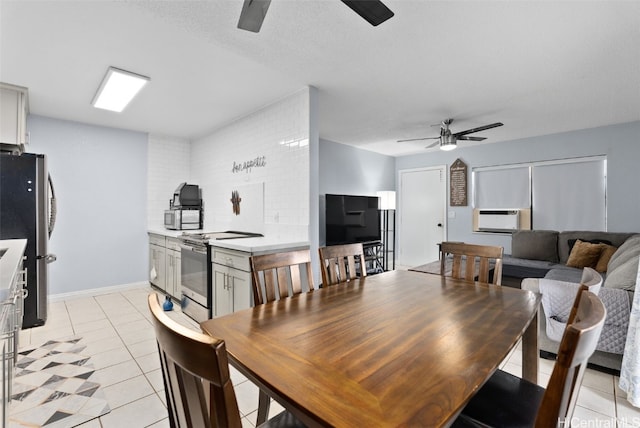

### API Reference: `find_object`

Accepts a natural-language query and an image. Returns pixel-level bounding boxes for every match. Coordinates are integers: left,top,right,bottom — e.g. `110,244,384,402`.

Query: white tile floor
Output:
16,285,640,428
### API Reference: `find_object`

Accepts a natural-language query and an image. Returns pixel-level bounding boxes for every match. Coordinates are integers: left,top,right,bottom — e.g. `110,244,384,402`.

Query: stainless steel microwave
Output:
164,209,201,230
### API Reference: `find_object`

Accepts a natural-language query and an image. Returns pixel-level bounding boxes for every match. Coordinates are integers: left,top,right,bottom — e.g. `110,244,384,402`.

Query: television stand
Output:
362,241,384,275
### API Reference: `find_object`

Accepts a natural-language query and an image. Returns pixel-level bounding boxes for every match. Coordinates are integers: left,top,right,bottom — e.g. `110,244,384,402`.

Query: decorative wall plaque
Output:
231,190,241,215
450,158,468,206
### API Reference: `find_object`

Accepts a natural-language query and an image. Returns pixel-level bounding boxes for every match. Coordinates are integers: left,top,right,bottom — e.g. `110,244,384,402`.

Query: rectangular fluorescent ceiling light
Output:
91,67,149,112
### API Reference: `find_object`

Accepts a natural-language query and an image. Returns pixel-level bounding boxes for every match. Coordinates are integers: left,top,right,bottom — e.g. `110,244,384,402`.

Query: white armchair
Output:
522,267,629,371
523,267,602,342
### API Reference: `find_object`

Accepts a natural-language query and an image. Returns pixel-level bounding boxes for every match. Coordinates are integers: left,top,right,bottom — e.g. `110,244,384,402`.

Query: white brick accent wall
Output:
147,134,191,228
191,89,310,241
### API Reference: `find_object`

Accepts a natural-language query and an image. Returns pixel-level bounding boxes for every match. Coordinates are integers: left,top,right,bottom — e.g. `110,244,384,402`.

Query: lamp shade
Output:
376,191,396,210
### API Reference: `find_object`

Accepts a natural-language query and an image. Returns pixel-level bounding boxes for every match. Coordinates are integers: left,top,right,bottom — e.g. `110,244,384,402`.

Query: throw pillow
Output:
595,244,618,273
604,255,640,291
566,240,603,268
567,238,613,254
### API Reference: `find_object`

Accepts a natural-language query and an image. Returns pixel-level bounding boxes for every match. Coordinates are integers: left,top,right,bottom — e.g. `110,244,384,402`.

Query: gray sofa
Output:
505,230,640,372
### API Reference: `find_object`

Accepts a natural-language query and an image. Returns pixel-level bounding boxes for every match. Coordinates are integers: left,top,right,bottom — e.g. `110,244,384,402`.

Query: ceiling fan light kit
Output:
397,118,504,151
440,136,457,151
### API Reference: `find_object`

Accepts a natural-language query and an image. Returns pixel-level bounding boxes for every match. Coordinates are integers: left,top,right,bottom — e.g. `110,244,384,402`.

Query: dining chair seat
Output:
453,370,545,427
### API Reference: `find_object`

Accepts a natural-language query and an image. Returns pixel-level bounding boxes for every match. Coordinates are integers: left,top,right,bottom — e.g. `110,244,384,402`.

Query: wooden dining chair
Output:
318,243,366,286
439,242,504,285
452,289,606,428
147,293,305,428
250,249,314,305
249,249,314,424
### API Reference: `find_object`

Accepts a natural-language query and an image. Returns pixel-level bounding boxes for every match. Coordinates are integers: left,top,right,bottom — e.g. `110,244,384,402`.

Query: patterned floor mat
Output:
9,337,110,427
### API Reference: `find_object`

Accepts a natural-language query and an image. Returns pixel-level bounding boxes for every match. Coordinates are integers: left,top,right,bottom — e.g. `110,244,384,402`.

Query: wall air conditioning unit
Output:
477,209,519,232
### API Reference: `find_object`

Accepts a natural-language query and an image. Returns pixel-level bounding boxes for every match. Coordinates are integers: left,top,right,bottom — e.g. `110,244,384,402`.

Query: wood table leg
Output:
522,307,539,384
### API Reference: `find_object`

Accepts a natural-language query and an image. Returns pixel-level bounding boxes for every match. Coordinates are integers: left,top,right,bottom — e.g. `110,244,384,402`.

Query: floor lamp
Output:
377,191,396,271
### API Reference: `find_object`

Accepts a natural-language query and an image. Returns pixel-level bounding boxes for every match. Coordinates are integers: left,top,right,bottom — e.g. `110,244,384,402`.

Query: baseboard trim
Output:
49,281,150,302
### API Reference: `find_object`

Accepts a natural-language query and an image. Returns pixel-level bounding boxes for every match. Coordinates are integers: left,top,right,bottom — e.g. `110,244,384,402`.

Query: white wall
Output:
147,134,190,228
318,138,396,245
319,139,395,195
26,115,148,294
191,88,311,241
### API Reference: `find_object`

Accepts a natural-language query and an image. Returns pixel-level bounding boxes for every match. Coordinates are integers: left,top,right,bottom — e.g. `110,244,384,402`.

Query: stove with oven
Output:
179,231,263,322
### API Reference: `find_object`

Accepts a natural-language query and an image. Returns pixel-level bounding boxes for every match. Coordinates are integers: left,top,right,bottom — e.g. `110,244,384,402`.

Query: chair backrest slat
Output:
440,242,504,285
535,291,606,427
250,249,314,305
318,243,367,286
148,293,243,428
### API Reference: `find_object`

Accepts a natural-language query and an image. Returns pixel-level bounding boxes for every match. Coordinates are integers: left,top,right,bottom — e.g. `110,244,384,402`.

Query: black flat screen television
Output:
325,194,380,245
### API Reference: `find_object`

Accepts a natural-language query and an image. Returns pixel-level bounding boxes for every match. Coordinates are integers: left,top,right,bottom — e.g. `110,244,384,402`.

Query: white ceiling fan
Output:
397,118,504,151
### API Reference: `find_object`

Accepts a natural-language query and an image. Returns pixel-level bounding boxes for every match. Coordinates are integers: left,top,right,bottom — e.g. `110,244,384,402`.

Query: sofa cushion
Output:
595,244,618,273
511,230,559,262
566,240,603,268
604,256,640,291
608,235,640,272
544,266,586,283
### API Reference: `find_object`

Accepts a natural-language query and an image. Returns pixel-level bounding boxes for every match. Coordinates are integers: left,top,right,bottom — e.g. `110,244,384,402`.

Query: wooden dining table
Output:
200,270,541,427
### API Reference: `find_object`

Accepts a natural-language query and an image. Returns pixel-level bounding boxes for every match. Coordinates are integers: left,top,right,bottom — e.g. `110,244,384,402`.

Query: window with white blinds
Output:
532,159,606,231
473,156,606,231
474,166,530,209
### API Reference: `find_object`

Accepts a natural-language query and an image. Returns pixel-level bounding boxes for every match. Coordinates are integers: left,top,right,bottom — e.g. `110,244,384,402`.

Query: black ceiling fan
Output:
397,119,504,151
237,0,394,33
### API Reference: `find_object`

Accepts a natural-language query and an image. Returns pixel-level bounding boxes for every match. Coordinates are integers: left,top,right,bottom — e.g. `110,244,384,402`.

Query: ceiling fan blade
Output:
426,140,440,149
237,0,272,33
457,136,486,141
453,122,503,137
397,136,439,143
341,0,394,26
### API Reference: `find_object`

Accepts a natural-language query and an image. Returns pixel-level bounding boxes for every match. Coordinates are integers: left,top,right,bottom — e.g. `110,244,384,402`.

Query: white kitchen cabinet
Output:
211,247,252,317
148,234,166,292
149,234,184,299
165,238,182,299
0,83,29,149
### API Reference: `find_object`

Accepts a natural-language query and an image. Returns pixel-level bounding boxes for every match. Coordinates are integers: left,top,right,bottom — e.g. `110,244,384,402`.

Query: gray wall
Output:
395,121,640,253
318,139,396,245
27,115,148,295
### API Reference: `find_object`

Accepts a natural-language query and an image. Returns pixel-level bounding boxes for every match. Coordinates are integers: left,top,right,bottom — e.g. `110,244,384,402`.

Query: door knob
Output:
437,223,443,227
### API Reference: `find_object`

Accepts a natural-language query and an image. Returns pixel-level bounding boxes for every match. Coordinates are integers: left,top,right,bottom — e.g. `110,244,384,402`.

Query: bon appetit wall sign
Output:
232,156,266,173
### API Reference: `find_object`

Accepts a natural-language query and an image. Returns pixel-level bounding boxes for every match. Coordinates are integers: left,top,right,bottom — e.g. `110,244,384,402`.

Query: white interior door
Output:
398,167,446,267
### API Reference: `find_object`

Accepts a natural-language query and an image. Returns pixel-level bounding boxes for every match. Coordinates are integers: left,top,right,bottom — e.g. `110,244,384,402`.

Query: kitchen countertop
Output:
147,228,209,238
0,239,27,300
210,237,309,254
147,228,308,253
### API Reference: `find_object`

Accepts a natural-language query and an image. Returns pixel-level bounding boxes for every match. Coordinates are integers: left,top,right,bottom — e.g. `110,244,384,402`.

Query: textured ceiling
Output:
1,0,639,156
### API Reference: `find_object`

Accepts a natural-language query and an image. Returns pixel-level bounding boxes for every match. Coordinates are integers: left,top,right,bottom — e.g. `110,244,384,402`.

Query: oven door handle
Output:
179,244,207,254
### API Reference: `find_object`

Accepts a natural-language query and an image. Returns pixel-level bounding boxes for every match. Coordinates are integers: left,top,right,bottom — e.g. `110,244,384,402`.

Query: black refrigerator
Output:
0,152,56,328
